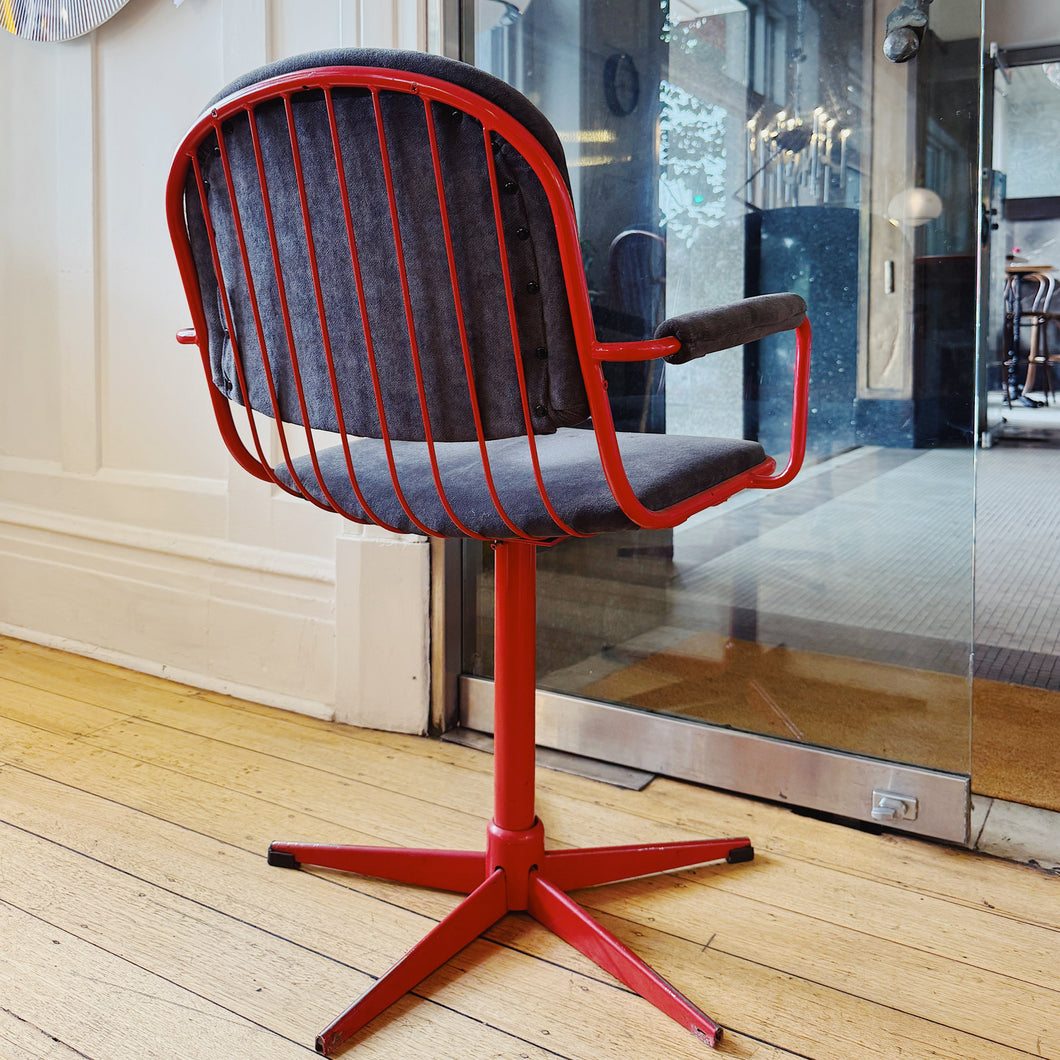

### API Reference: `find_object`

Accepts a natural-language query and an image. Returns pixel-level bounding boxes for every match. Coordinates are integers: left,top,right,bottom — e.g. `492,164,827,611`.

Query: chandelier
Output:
745,106,852,210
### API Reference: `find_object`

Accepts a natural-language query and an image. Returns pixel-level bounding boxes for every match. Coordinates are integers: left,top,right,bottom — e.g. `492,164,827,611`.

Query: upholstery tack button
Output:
535,347,548,360
533,404,547,416
503,180,518,194
516,227,530,240
526,281,540,294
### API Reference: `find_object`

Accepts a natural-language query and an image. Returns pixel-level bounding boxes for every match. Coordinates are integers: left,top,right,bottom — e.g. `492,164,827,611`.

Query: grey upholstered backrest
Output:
183,48,590,443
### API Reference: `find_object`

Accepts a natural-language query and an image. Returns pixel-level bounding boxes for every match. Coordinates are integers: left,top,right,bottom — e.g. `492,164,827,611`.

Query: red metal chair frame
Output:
168,64,812,1055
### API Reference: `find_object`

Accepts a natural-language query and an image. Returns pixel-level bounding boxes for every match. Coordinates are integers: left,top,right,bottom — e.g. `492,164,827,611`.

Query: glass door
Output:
972,45,1060,818
453,0,982,843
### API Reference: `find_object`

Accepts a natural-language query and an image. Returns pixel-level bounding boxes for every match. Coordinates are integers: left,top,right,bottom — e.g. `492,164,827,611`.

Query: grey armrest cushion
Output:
656,293,806,365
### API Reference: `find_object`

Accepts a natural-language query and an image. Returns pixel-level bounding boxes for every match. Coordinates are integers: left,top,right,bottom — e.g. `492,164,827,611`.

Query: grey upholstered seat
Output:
278,428,767,539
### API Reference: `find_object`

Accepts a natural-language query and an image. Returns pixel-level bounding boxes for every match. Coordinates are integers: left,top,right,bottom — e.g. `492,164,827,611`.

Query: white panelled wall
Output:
0,0,434,731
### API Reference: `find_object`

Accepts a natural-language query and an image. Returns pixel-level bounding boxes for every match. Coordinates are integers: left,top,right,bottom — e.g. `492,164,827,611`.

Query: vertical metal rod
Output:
281,93,359,518
190,144,275,478
323,87,407,535
491,540,539,832
421,96,529,541
277,94,360,518
348,89,445,538
481,127,586,540
243,101,333,511
326,90,431,535
372,89,476,539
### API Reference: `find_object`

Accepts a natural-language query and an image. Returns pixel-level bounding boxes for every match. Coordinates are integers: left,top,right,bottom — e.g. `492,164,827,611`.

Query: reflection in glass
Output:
463,0,979,775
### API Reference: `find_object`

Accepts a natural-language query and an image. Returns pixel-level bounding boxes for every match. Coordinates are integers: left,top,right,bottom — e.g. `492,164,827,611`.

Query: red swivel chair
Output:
167,48,811,1056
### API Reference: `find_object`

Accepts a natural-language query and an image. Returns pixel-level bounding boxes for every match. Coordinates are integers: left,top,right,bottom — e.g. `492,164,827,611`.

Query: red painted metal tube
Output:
187,148,277,483
747,316,813,489
490,540,539,833
589,336,683,362
541,836,753,891
586,318,812,525
267,841,487,893
481,125,588,540
420,95,531,541
167,131,273,486
314,86,404,534
241,105,338,510
281,92,388,523
169,66,812,546
372,90,480,540
527,872,723,1047
316,870,509,1056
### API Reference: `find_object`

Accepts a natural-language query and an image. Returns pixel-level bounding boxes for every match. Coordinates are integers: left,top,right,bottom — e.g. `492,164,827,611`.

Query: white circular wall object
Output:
1,0,132,42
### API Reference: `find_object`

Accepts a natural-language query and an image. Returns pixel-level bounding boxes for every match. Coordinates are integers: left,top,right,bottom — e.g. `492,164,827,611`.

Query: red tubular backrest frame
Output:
166,65,810,542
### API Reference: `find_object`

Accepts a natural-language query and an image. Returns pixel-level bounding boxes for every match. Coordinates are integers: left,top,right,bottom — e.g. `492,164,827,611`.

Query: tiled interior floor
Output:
532,404,1060,871
673,446,975,674
541,408,1058,693
977,392,1060,686
540,445,977,697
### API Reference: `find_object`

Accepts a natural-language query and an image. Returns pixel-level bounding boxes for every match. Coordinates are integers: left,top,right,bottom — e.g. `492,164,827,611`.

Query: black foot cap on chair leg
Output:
726,844,755,864
267,847,300,870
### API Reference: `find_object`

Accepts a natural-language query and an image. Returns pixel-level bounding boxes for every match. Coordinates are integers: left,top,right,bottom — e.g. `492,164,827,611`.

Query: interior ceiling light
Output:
886,187,943,227
1,0,132,42
557,129,618,144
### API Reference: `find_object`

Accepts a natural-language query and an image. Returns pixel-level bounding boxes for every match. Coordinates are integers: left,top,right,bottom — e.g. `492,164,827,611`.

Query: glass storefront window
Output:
461,0,979,779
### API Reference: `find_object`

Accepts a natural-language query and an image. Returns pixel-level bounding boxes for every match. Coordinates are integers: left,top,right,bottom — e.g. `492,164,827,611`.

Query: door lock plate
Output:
872,790,919,822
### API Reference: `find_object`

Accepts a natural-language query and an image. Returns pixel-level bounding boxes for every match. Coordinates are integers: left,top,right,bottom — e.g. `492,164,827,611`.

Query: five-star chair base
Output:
269,823,753,1055
268,540,754,1056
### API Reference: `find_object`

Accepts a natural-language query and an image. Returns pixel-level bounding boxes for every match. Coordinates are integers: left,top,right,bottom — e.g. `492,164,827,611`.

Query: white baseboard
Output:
0,477,432,734
0,503,339,718
0,623,336,721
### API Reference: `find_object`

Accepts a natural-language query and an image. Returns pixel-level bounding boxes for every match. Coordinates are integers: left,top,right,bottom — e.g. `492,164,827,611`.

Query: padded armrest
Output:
655,293,807,365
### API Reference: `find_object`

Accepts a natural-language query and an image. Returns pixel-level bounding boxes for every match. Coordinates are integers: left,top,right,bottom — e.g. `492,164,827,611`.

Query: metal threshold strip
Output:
441,727,656,790
460,676,970,845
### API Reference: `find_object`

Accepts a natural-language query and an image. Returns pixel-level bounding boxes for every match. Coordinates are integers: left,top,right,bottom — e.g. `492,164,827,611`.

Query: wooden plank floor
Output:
0,634,1057,1060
